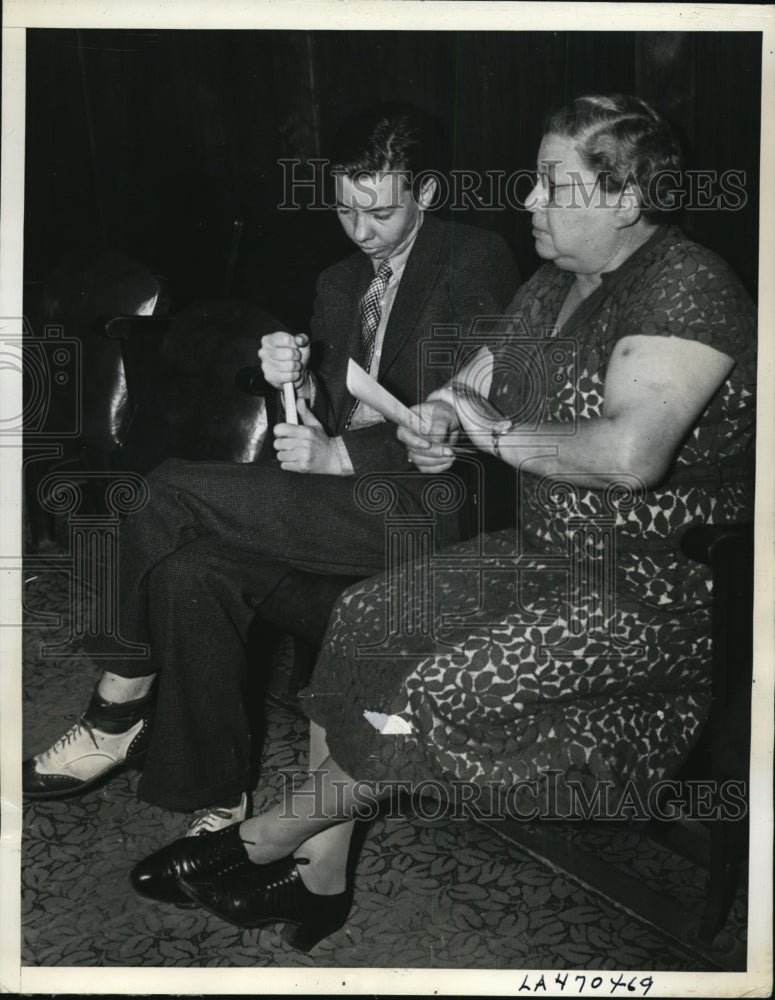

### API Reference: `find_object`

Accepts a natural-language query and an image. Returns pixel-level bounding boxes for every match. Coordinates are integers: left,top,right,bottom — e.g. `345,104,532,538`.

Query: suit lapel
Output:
324,253,372,428
329,253,373,359
378,216,446,377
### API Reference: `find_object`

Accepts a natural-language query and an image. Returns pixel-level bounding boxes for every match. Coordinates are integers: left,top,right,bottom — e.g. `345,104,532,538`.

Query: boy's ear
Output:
415,174,439,210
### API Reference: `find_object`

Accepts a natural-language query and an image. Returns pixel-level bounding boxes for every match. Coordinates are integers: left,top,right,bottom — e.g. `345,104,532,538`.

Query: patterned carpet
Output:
19,562,749,973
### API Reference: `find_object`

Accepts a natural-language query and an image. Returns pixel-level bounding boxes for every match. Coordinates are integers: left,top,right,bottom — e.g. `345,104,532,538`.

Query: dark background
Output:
24,29,761,329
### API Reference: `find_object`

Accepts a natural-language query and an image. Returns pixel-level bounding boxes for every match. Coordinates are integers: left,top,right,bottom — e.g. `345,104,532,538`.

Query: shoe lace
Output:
40,716,99,760
261,856,310,891
189,805,239,835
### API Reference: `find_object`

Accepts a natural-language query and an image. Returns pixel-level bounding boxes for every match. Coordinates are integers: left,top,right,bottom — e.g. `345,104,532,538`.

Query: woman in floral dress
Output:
132,94,756,951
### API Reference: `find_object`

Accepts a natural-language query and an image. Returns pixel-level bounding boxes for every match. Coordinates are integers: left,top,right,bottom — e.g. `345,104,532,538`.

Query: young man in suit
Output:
23,105,518,830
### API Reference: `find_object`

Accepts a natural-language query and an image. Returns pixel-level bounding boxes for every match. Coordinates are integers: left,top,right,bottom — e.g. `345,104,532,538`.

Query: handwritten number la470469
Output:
513,972,654,995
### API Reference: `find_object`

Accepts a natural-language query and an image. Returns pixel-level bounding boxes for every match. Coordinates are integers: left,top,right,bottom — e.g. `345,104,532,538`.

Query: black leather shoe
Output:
178,856,352,951
130,824,253,904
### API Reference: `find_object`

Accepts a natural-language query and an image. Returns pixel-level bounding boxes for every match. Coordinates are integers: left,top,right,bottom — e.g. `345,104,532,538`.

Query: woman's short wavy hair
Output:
544,94,684,222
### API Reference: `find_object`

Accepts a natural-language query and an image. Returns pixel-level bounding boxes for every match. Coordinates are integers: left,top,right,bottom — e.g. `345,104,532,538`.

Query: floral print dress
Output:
302,226,756,812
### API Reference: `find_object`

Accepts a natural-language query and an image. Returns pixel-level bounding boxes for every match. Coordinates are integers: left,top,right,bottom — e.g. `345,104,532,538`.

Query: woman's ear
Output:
614,183,643,227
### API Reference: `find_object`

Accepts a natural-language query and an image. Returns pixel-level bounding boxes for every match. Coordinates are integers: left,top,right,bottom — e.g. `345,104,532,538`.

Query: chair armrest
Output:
103,315,173,339
680,523,754,566
234,366,273,397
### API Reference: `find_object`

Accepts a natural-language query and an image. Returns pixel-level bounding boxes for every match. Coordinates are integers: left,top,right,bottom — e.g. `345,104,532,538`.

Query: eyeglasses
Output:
530,171,578,205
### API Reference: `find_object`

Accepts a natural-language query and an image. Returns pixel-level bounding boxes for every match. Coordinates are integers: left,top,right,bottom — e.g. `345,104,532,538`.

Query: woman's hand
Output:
397,399,460,473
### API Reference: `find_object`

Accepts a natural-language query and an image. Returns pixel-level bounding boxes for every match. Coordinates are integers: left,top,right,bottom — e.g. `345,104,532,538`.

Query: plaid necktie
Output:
358,259,393,373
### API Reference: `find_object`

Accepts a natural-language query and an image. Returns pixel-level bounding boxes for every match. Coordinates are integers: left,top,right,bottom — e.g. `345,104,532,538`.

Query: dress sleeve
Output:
621,240,756,363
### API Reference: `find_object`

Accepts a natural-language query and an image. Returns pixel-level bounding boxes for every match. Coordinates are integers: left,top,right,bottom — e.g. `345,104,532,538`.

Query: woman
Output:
130,94,756,951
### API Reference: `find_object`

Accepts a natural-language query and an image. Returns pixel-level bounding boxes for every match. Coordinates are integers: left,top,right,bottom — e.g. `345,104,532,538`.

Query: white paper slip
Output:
363,709,413,735
346,359,428,435
282,382,298,423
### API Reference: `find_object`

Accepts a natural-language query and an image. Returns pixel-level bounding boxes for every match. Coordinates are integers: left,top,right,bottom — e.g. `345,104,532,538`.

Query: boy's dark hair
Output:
329,103,448,197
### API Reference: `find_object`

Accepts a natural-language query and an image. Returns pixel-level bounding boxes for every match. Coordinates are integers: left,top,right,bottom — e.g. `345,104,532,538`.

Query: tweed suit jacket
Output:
307,214,519,478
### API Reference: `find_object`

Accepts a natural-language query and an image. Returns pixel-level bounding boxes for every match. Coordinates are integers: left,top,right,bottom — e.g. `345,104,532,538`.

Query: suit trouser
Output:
82,457,405,811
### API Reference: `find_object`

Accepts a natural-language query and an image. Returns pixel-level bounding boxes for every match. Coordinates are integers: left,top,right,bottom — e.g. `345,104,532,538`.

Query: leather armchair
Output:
24,251,161,549
678,521,754,943
106,299,285,474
